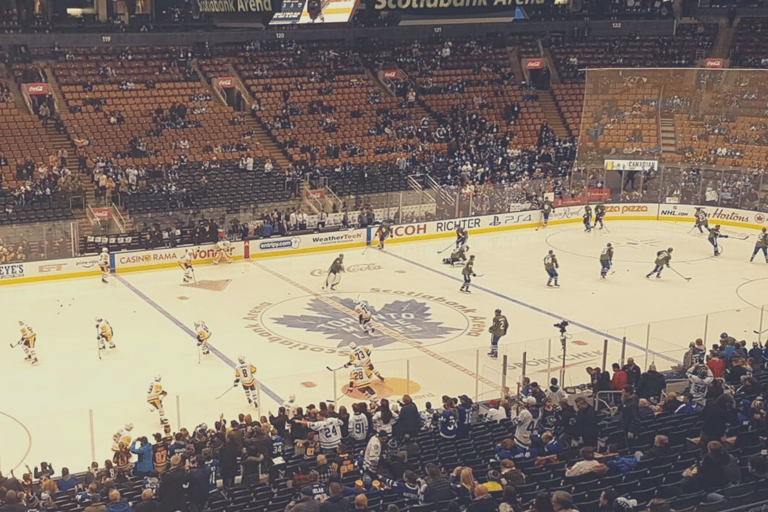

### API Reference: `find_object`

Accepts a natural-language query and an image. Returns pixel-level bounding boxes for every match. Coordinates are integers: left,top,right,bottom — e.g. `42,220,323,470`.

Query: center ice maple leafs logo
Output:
273,297,460,348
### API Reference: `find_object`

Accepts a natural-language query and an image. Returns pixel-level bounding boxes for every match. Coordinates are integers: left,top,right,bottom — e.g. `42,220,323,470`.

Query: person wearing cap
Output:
612,497,638,512
285,486,321,512
486,400,507,422
363,430,387,476
487,309,508,359
749,341,764,368
529,383,546,405
378,470,420,503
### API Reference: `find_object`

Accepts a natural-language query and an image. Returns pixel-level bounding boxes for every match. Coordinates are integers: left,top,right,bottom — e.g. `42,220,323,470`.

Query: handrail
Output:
85,203,98,226
111,202,126,233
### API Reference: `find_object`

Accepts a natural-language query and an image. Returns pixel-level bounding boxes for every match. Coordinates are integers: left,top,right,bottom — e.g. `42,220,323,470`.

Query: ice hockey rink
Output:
2,218,767,474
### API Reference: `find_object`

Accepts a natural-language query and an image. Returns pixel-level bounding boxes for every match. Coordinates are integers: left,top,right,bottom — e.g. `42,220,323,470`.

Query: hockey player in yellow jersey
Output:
213,240,233,264
194,321,211,355
354,300,375,335
234,356,258,407
95,317,116,350
16,320,38,364
348,366,378,402
99,248,110,283
179,249,195,283
147,375,168,425
345,342,385,381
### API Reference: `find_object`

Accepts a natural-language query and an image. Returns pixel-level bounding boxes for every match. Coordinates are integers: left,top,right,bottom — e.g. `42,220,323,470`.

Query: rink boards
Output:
1,203,765,285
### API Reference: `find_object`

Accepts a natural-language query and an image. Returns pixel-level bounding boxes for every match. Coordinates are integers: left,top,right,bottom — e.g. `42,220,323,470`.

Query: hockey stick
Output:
215,385,236,400
601,224,610,233
9,340,22,349
197,345,201,364
754,328,768,335
669,267,691,282
326,364,347,372
474,274,485,278
437,243,454,254
97,338,102,360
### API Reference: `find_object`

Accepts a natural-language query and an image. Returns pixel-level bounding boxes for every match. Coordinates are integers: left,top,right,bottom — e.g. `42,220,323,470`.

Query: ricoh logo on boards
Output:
435,218,481,232
710,209,749,223
0,263,25,278
310,264,383,276
490,213,533,226
311,232,363,245
391,224,427,237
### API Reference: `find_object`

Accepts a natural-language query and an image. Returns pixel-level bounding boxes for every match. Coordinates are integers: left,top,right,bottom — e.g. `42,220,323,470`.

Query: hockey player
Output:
686,364,713,407
542,198,554,227
708,224,728,256
354,301,375,335
348,366,378,402
487,309,508,359
594,202,606,229
213,239,232,264
346,342,385,381
583,205,592,232
99,247,110,283
599,243,613,279
442,245,469,266
455,225,468,248
179,249,195,283
694,208,710,233
194,320,211,355
234,356,258,407
751,227,768,263
95,317,116,350
459,254,476,293
147,375,168,425
17,320,38,364
646,248,673,279
375,222,392,250
324,254,344,290
544,250,559,287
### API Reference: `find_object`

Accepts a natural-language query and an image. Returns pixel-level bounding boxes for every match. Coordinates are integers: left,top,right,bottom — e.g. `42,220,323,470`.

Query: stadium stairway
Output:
660,117,677,154
540,91,570,138
505,46,525,84
244,115,292,170
712,23,735,60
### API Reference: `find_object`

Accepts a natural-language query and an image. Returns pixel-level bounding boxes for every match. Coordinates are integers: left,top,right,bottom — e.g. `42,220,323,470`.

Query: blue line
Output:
381,251,679,364
114,274,286,405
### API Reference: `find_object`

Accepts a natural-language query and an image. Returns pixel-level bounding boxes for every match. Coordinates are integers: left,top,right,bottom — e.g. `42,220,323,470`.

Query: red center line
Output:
252,261,502,391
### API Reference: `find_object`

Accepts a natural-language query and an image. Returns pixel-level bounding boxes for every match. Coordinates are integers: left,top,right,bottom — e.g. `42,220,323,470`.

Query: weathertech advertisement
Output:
270,0,357,24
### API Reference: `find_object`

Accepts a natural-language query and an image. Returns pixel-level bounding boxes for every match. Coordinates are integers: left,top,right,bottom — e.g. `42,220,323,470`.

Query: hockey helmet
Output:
495,309,502,315
348,342,357,350
238,355,246,364
715,224,721,228
18,320,24,325
155,374,162,382
721,332,728,339
607,243,612,247
195,320,205,328
125,423,134,430
668,247,673,252
95,317,103,323
102,247,109,253
339,253,344,259
469,254,475,259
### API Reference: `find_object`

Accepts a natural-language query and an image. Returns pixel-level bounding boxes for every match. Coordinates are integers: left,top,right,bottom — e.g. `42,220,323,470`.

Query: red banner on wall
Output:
586,188,611,200
383,70,398,79
26,83,48,95
93,208,112,221
526,59,544,70
217,77,234,88
705,58,723,69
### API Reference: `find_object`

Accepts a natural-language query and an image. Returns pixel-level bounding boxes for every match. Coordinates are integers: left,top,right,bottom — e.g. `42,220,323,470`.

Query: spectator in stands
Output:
611,363,628,391
499,460,525,488
619,386,641,446
573,396,598,447
642,435,671,461
467,484,496,512
105,490,132,512
353,494,368,511
320,482,350,512
421,463,453,504
700,393,736,443
564,447,607,478
133,490,160,512
486,400,507,422
217,431,239,490
622,358,642,387
551,492,576,512
287,486,320,512
545,378,566,405
186,456,209,512
449,467,476,505
746,454,768,481
372,399,399,435
363,430,387,476
0,491,25,512
85,493,106,512
529,382,547,405
681,441,739,492
660,392,682,414
637,399,655,418
636,364,666,401
57,467,78,491
645,498,672,512
397,395,420,438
